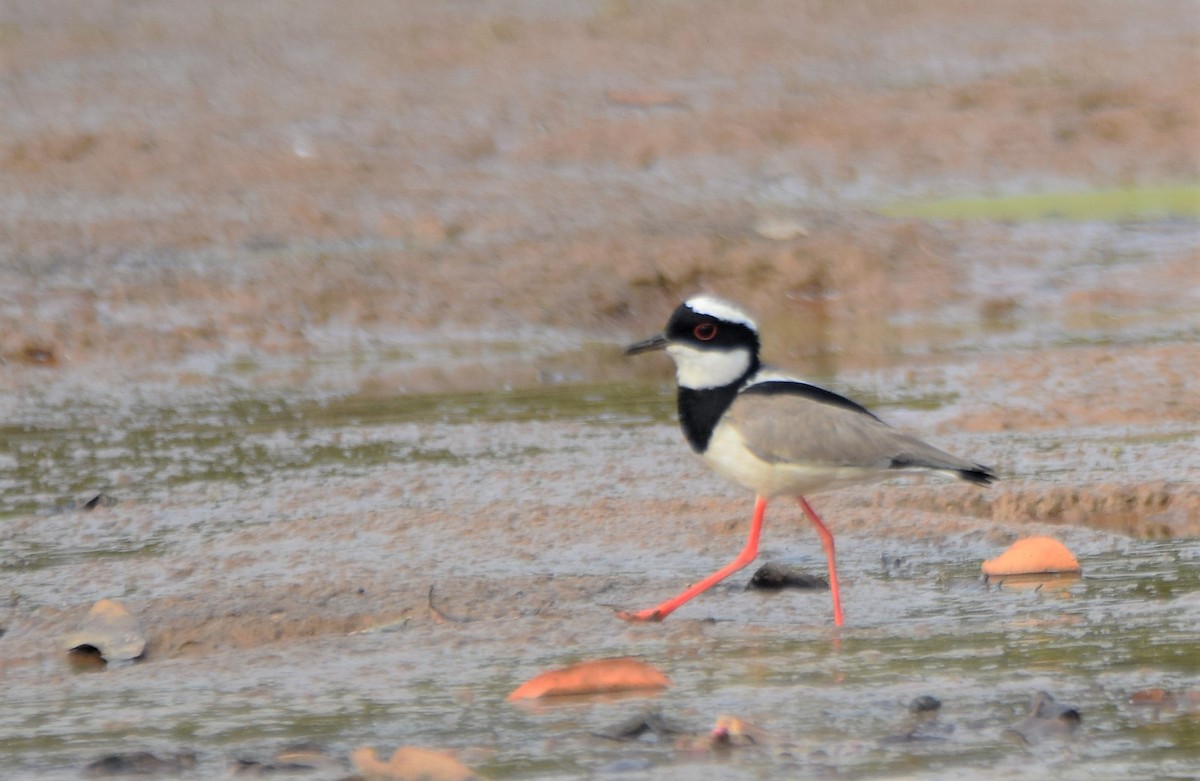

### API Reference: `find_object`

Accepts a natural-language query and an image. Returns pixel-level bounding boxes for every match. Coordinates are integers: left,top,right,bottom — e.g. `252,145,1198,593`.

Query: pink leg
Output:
618,496,767,622
798,496,844,627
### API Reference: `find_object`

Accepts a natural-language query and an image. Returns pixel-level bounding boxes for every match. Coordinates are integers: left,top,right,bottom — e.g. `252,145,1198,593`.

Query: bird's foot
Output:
615,607,665,623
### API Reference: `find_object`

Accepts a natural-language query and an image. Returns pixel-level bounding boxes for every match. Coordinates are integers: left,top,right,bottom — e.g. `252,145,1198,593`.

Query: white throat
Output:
667,343,752,389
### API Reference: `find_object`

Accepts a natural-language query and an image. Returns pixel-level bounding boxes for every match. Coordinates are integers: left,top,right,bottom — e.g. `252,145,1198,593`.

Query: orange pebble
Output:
982,536,1081,576
507,658,669,701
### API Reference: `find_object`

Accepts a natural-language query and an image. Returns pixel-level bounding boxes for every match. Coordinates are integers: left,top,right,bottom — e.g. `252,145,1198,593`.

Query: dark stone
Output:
83,493,117,510
84,751,195,776
747,562,828,591
881,695,952,744
909,695,942,714
594,710,693,742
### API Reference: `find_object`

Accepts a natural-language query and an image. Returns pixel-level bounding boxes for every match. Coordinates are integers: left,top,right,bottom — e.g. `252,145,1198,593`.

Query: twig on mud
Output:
350,617,409,635
428,584,475,624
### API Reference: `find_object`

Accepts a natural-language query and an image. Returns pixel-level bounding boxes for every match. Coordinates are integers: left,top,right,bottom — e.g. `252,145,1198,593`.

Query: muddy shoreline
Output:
2,1,1198,779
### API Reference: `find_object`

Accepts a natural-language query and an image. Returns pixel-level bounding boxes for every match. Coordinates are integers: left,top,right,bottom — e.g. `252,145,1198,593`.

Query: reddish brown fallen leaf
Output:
982,537,1081,577
351,746,484,781
507,658,670,701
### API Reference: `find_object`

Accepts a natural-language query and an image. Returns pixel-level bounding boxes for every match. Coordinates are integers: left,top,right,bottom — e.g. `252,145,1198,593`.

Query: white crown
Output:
684,295,758,331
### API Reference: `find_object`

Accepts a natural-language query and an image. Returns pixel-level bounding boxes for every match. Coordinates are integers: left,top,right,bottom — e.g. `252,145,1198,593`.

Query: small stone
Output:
594,709,692,742
908,695,942,714
83,493,117,510
747,562,828,590
881,695,953,744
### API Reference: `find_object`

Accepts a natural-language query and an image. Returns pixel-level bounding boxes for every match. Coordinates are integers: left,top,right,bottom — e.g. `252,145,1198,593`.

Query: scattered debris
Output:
709,715,763,748
508,658,670,701
17,344,58,366
1008,691,1081,744
675,714,765,753
604,89,687,109
880,554,910,577
351,746,485,781
46,494,118,514
1128,688,1200,715
747,561,828,590
882,695,953,743
753,215,809,241
231,742,342,775
350,617,409,635
63,599,147,663
428,585,474,624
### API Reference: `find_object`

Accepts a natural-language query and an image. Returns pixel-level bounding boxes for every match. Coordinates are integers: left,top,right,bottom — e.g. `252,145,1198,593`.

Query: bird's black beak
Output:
624,332,669,356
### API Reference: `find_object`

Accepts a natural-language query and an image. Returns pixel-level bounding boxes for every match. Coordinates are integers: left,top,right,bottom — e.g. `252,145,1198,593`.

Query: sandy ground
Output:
2,0,1197,364
1,1,1199,778
2,0,1196,523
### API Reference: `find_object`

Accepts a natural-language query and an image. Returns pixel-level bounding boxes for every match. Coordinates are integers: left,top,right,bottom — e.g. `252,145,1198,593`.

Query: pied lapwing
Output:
623,295,994,626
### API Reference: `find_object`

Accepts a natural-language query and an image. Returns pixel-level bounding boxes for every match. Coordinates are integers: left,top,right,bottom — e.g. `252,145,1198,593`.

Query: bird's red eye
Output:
694,323,718,341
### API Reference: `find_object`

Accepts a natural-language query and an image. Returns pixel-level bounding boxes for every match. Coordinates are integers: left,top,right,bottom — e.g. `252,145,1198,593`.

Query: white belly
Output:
702,421,890,497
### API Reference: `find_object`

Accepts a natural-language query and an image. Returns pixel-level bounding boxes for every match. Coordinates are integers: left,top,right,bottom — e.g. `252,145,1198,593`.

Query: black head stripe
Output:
667,304,761,353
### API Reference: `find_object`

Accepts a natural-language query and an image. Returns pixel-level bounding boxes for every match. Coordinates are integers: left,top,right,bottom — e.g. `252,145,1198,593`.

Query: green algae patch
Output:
880,184,1200,221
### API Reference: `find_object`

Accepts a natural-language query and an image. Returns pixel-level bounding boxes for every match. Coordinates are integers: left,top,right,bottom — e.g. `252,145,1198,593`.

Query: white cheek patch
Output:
667,344,752,389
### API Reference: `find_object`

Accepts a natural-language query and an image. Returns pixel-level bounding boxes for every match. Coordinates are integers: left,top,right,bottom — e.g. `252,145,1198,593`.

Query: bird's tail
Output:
890,455,996,485
888,435,997,486
953,464,996,486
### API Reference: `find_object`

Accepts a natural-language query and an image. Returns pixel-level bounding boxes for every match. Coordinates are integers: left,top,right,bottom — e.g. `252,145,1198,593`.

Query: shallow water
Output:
2,212,1197,781
0,382,671,520
3,0,1199,775
4,528,1199,779
2,376,1198,779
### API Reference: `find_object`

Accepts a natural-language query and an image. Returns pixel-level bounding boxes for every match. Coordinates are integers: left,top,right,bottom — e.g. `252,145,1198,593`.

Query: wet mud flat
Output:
2,363,1199,779
2,0,1199,778
2,214,1199,777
